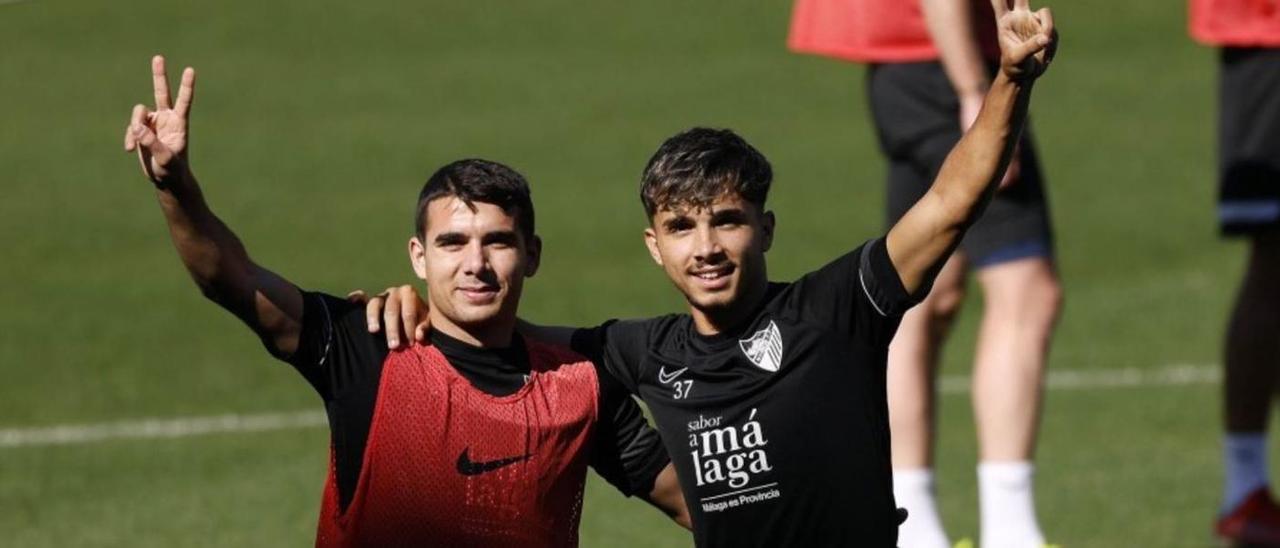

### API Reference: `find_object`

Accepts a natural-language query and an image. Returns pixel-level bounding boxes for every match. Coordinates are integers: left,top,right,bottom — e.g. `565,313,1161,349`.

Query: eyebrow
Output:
662,215,694,231
481,230,520,246
434,230,521,246
434,232,468,246
710,208,747,223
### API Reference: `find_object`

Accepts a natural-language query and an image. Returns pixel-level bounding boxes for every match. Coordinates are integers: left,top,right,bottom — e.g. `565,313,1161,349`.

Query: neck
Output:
428,310,516,348
690,276,769,336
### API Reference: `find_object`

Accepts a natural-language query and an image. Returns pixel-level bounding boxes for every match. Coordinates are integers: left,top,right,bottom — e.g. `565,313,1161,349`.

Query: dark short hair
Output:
414,159,536,241
640,128,773,219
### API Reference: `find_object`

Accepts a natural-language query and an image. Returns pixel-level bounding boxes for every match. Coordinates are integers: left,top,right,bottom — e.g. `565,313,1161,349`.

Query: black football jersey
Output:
573,238,918,547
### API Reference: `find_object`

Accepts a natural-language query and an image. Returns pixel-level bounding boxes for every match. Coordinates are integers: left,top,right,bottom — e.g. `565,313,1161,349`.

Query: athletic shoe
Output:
1217,487,1280,546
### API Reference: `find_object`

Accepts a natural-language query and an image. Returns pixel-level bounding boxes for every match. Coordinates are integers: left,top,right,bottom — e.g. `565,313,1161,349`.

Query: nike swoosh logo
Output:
456,448,530,476
658,366,688,384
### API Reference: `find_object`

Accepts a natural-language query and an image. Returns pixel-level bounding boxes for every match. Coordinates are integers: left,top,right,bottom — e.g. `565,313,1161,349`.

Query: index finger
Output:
174,67,196,117
152,55,172,110
990,0,1010,15
382,294,403,348
366,292,389,333
397,286,421,344
1015,0,1030,11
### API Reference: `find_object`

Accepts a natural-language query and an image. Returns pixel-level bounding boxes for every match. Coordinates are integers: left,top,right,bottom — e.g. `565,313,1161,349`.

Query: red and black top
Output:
281,293,670,548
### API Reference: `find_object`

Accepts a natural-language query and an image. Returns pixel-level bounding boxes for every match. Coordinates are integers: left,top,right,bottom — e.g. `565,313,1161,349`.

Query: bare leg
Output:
971,256,1061,548
1225,234,1280,434
889,253,968,548
889,253,970,469
971,257,1061,461
1218,235,1280,518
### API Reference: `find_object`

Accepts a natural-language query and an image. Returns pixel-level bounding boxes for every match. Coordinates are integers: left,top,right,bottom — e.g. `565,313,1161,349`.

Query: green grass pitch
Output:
0,0,1247,545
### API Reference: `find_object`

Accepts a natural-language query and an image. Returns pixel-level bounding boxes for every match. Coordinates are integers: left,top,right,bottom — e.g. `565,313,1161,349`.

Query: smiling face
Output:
644,192,774,334
410,196,540,346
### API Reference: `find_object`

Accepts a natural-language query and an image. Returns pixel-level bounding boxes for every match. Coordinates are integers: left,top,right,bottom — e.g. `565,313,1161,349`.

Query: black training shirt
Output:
571,238,918,547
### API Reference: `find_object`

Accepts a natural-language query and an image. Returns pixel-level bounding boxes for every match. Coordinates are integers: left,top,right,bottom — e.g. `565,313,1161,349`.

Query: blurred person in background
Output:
788,0,1063,546
1190,0,1280,544
123,55,687,547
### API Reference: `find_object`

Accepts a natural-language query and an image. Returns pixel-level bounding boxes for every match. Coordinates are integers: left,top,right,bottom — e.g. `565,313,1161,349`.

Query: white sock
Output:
894,468,950,548
1222,432,1269,514
978,461,1044,548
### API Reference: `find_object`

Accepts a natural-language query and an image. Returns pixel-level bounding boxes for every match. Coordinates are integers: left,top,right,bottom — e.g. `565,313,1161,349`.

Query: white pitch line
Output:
0,364,1220,450
0,410,326,449
939,363,1219,394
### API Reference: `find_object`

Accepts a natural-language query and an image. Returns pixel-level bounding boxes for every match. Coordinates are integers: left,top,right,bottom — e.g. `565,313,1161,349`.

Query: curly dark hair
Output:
640,128,772,219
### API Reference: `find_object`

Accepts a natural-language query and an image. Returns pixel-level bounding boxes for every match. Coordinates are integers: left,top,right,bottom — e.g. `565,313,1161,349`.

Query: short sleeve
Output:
784,237,920,346
857,236,919,319
281,291,388,401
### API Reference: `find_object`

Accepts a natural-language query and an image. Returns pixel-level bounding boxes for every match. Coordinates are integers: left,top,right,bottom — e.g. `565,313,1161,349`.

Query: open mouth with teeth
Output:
690,265,734,287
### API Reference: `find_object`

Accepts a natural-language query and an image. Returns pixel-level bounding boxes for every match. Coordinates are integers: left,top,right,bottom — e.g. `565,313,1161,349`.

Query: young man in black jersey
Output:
373,1,1056,544
122,56,687,545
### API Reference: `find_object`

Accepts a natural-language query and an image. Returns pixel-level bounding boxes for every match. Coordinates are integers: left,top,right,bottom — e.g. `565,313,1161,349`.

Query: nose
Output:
693,224,723,263
460,240,488,276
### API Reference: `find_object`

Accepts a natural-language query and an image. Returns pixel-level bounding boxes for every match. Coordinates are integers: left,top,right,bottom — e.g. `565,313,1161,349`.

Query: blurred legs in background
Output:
868,55,1062,547
891,255,968,548
1217,235,1280,543
890,253,1061,548
971,257,1060,548
1211,45,1280,545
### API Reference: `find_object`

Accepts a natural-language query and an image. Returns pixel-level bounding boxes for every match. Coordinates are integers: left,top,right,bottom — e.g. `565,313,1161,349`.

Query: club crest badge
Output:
739,320,783,372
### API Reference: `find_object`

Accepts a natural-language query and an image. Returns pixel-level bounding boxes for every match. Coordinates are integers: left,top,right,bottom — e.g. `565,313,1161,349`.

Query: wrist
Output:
153,161,193,192
990,71,1027,92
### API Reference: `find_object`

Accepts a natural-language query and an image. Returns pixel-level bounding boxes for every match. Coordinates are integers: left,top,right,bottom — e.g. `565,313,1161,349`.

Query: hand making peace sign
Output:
992,0,1058,82
123,55,195,185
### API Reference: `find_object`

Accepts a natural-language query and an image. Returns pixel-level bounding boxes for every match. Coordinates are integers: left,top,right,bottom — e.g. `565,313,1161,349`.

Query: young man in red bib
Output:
1190,1,1280,544
123,56,688,546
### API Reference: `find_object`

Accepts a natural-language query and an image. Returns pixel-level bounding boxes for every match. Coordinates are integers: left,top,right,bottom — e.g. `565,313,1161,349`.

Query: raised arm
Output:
885,0,1056,294
124,55,304,356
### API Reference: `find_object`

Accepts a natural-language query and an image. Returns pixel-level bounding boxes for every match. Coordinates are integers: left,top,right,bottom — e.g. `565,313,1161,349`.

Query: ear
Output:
524,234,542,277
643,226,664,267
409,236,428,280
760,210,776,252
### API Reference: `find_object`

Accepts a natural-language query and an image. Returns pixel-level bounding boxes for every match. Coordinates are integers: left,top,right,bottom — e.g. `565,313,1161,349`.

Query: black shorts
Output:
867,61,1054,268
1218,47,1280,236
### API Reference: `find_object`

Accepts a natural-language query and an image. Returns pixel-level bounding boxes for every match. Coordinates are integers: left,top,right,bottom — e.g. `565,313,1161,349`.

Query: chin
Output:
444,304,499,325
690,293,737,313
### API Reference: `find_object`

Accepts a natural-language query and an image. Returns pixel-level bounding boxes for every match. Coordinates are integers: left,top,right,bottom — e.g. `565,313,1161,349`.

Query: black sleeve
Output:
282,291,388,401
279,291,388,512
569,319,651,395
786,237,920,346
587,368,671,497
